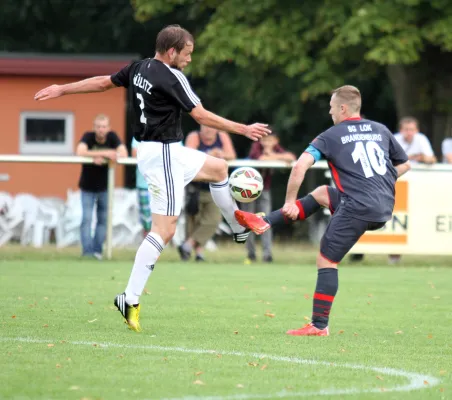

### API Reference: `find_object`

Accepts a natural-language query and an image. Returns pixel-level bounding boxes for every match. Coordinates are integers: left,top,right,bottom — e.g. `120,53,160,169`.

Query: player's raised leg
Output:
235,185,339,234
193,154,254,242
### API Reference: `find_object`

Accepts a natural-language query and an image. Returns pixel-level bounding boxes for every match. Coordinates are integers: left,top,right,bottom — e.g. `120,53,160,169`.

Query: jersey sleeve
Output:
111,63,134,88
165,69,201,112
388,132,409,166
304,144,323,163
109,132,122,148
310,132,330,159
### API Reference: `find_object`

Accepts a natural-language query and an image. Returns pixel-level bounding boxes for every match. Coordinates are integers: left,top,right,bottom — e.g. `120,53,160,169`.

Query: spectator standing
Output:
179,125,237,261
243,133,296,263
394,117,436,164
76,114,128,259
441,136,452,163
132,137,152,235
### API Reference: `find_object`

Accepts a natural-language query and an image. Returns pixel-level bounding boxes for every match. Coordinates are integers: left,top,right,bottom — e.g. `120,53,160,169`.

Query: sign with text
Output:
351,170,452,255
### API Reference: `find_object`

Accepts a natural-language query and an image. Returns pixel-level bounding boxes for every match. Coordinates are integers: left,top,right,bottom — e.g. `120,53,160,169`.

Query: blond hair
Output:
94,114,110,124
399,116,419,130
332,85,361,113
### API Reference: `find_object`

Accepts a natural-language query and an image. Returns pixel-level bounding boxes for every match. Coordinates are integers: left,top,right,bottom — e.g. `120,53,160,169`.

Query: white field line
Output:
0,337,440,400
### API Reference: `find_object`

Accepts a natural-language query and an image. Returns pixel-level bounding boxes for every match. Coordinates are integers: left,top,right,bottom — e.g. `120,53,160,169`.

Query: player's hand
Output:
282,202,299,220
93,156,105,165
244,123,271,141
103,150,118,161
34,85,64,101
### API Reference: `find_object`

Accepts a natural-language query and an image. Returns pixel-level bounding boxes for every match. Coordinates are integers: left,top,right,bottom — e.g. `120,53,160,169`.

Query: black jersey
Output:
311,118,408,222
111,58,201,143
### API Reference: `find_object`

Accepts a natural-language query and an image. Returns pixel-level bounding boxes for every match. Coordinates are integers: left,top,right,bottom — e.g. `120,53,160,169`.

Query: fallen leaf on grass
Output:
427,334,433,339
380,388,386,392
285,386,293,390
69,386,80,390
255,325,259,329
303,316,310,321
179,286,186,291
60,341,66,344
162,357,168,361
440,388,445,392
11,315,16,319
193,380,205,385
303,294,310,299
264,313,275,318
353,332,359,336
250,336,255,339
368,294,373,297
195,371,203,376
88,319,98,323
233,331,239,335
88,301,93,305
248,362,258,367
56,364,62,368
17,297,22,300
281,286,287,292
44,297,49,300
47,344,55,348
367,302,372,305
66,358,72,361
216,354,222,359
424,380,429,385
338,330,345,334
260,364,268,370
376,376,384,381
395,330,403,334
143,288,150,295
43,324,48,328
236,384,244,388
439,370,447,375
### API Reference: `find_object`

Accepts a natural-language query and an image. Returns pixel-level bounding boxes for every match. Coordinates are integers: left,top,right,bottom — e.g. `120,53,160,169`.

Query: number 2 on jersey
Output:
136,93,146,124
352,141,387,178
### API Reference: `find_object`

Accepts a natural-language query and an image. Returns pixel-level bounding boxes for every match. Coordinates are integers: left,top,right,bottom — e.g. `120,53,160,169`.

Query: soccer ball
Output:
229,167,263,203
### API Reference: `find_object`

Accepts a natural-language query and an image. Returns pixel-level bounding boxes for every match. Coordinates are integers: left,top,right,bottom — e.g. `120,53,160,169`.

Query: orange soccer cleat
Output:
286,323,329,336
234,210,270,235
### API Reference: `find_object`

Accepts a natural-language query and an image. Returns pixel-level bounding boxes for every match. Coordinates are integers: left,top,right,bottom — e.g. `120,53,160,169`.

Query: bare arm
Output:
132,148,138,157
446,153,452,164
76,142,115,158
419,154,437,164
282,153,315,220
260,151,296,162
219,132,237,160
190,104,270,141
35,76,116,101
395,160,411,178
116,144,128,158
184,132,200,150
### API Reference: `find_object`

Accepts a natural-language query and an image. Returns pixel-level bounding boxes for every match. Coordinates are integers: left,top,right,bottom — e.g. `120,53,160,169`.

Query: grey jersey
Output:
311,118,408,222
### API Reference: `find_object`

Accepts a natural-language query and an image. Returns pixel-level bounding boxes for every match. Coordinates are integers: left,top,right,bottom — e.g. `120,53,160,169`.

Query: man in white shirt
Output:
394,117,436,164
441,138,452,163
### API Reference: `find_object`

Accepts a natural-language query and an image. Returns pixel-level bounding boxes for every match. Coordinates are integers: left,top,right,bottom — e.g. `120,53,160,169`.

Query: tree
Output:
134,0,452,152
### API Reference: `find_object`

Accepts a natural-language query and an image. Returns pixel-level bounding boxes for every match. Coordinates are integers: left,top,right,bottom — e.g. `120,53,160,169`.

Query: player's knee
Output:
215,159,228,180
312,185,329,208
316,253,338,269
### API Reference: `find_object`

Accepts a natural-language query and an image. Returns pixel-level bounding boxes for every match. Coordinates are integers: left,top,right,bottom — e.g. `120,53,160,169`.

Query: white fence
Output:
1,155,452,259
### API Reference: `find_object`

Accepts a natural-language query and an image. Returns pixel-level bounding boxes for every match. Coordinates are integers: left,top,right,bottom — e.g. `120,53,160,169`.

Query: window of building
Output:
19,112,74,154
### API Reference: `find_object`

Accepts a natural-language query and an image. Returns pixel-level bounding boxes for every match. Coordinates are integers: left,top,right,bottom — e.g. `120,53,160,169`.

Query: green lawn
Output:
0,245,451,400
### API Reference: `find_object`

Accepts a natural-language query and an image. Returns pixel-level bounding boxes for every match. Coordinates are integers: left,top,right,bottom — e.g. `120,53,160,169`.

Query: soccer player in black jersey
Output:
35,25,270,332
236,85,411,336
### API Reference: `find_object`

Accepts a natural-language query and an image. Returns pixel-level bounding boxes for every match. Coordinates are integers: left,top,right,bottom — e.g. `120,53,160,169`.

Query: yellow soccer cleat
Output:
114,293,142,332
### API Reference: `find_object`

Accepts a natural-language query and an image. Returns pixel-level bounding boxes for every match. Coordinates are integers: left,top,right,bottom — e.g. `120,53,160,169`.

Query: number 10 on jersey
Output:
352,141,387,178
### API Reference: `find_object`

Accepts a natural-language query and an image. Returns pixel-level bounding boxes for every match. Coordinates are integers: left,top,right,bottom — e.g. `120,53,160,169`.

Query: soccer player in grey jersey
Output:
236,85,411,336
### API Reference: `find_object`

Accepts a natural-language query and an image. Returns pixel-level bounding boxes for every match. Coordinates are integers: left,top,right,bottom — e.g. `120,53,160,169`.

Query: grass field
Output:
1,244,451,400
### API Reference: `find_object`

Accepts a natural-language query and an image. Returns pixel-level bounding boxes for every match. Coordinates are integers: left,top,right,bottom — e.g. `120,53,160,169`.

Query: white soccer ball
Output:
229,167,264,203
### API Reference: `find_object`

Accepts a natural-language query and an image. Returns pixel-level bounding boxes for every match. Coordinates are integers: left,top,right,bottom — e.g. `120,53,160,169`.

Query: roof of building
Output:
0,52,141,77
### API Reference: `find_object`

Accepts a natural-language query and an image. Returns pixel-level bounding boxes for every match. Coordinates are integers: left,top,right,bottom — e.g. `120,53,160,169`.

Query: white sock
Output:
209,178,245,234
125,232,165,305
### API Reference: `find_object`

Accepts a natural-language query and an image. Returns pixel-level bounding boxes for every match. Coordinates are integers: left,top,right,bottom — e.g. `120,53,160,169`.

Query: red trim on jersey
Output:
296,200,306,220
314,292,335,302
344,117,361,121
328,162,344,192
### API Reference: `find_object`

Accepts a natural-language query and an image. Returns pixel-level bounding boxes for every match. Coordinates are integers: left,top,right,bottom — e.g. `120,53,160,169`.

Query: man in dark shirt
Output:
236,85,411,336
35,25,270,332
76,114,127,259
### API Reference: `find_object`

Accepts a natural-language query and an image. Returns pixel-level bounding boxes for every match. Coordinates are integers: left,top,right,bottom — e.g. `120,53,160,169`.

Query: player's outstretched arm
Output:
395,160,411,178
34,76,116,101
282,152,315,220
190,104,270,141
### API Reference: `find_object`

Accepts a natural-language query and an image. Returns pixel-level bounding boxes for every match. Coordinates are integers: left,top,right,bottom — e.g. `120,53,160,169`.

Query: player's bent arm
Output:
116,144,128,158
190,104,247,135
395,161,411,178
285,152,315,203
35,76,116,101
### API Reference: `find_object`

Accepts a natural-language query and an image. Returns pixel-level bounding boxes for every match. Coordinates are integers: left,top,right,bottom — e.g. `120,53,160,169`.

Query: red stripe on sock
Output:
296,200,306,220
314,292,335,302
281,210,290,224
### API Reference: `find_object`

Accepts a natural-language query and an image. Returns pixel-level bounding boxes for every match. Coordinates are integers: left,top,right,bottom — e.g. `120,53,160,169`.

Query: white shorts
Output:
137,141,206,216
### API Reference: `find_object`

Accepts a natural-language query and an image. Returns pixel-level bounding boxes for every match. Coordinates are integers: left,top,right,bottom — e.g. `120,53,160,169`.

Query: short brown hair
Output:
399,116,419,130
332,85,362,113
156,25,194,54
